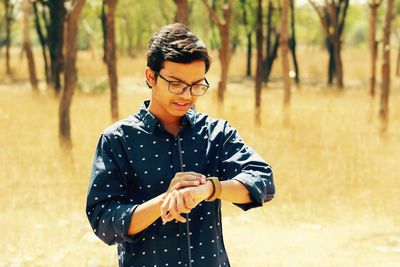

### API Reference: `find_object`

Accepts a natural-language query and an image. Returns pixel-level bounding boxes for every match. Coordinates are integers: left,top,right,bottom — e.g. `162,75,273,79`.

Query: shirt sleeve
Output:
86,134,143,245
220,122,275,211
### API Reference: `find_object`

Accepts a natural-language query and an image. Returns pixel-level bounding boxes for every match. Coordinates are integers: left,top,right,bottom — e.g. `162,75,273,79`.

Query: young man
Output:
86,23,275,267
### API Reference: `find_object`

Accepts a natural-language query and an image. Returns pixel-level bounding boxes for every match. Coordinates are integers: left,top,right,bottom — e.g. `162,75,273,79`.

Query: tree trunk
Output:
201,0,233,104
327,38,335,85
22,0,39,92
104,0,119,121
218,26,231,103
240,0,252,78
32,2,51,84
328,2,344,89
289,0,300,84
59,0,86,149
396,45,400,77
174,0,189,25
368,1,381,97
48,1,65,94
5,0,12,76
281,0,291,106
379,0,394,130
255,0,263,123
246,32,252,77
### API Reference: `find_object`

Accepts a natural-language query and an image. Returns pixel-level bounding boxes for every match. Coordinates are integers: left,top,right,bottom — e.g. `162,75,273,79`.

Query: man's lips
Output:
172,101,191,110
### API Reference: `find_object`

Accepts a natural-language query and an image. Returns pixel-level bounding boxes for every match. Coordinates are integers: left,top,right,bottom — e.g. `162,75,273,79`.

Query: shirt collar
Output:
138,100,197,133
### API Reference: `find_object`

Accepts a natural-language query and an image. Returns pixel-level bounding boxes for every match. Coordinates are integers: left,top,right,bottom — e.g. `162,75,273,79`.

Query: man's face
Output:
146,60,207,120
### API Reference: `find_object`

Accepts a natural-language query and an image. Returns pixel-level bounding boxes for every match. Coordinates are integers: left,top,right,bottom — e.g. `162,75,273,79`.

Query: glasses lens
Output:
191,85,208,96
169,82,186,93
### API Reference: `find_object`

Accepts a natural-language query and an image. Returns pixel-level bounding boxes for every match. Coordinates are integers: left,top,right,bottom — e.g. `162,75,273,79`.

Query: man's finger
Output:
177,192,191,214
160,195,171,224
167,195,186,223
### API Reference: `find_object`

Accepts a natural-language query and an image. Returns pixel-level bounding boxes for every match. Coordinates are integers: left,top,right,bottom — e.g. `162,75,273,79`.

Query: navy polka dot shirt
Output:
86,100,275,267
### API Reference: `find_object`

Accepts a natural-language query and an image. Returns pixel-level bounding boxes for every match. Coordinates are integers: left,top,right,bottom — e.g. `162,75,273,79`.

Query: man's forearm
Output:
220,180,252,204
128,193,165,235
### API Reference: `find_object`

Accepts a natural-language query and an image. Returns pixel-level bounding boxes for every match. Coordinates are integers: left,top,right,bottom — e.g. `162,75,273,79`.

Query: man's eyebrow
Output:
166,75,205,84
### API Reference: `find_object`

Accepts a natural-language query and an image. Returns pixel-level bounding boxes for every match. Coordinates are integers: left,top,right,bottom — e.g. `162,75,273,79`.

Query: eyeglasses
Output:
155,71,210,96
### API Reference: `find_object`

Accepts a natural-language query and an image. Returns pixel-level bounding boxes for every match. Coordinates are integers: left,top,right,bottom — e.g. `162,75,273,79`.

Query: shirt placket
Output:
169,122,193,267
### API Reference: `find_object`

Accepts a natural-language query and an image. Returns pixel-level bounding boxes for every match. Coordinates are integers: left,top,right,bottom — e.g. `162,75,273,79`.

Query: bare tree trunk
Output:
174,0,189,25
289,0,300,84
201,0,233,104
32,2,51,84
396,45,400,77
59,0,86,149
240,0,252,77
246,32,252,77
379,0,394,131
327,2,344,88
368,1,382,97
255,0,263,124
22,0,38,92
281,0,291,106
48,1,66,94
104,0,119,121
5,0,12,76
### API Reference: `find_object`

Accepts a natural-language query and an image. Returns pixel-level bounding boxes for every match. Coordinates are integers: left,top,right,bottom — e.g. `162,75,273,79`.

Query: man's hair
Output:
147,23,211,74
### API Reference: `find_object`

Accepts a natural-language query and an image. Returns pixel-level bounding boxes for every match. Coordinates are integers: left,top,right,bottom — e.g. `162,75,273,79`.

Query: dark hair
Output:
147,23,211,74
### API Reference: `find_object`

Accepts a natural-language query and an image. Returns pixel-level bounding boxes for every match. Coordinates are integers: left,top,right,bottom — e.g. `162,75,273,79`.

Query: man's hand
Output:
160,180,214,224
166,172,206,195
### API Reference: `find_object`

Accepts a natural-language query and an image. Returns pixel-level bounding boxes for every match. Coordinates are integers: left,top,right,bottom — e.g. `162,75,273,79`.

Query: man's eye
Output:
170,82,184,89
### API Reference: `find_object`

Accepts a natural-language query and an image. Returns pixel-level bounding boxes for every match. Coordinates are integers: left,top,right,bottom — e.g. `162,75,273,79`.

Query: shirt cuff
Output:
232,172,265,211
113,204,146,243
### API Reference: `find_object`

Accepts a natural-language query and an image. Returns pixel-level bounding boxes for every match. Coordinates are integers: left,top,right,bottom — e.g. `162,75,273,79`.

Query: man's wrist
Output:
197,180,214,201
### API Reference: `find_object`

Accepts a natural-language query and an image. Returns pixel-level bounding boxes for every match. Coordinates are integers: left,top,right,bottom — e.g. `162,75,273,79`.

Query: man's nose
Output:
180,86,192,99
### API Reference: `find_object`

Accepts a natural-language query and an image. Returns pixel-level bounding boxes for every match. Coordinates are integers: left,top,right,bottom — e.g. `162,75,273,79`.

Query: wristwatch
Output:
205,177,222,202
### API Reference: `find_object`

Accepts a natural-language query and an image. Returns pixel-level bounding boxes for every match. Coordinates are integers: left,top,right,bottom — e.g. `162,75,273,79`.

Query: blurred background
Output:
0,0,399,266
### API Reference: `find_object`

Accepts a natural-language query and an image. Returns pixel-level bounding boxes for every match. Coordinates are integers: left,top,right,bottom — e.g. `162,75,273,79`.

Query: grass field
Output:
1,47,400,266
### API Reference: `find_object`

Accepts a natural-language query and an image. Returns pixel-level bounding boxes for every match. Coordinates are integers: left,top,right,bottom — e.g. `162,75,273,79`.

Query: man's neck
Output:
147,102,183,136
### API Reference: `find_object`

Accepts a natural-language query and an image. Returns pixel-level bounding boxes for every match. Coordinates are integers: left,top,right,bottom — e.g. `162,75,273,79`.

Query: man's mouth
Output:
172,101,191,110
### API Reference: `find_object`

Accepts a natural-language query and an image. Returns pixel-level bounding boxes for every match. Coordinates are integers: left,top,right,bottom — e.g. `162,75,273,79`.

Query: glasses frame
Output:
155,71,210,96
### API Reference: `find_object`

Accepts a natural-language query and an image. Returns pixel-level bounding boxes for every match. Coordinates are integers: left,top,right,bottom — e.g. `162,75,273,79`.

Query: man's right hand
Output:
165,172,206,195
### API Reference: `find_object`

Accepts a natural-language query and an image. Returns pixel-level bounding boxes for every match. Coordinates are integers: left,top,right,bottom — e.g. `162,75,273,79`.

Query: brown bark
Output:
309,0,348,88
255,0,263,123
201,0,233,104
22,0,39,92
174,0,189,26
104,0,119,121
5,0,12,76
49,1,66,94
379,0,394,130
59,0,86,149
396,45,400,77
368,0,382,97
326,0,344,88
281,0,291,106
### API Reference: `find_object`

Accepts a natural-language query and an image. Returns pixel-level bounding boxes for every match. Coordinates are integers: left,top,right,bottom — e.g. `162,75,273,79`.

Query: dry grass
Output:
0,48,400,266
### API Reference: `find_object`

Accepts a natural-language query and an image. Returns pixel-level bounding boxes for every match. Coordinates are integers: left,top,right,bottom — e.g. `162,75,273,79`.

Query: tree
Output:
309,0,349,88
379,0,394,132
59,0,86,148
174,0,189,25
289,0,299,84
102,0,119,121
32,0,66,94
22,0,39,92
281,0,291,107
201,0,234,104
4,0,13,76
368,0,383,97
255,0,263,123
239,0,254,78
262,0,280,83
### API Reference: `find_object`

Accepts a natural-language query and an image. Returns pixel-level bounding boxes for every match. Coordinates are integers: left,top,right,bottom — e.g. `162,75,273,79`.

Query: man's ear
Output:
145,67,156,88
